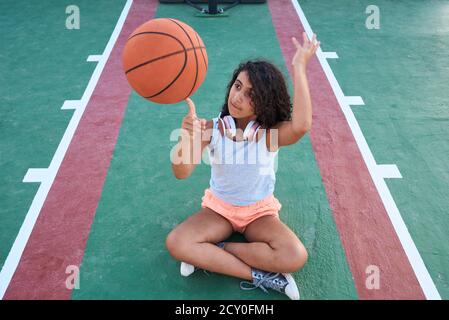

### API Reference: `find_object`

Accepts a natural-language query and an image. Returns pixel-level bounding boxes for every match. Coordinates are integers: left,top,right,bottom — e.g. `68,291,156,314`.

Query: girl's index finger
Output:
185,98,197,118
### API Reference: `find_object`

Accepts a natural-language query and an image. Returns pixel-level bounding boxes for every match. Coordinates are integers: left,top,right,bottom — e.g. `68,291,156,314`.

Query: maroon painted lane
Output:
268,0,425,299
4,0,157,299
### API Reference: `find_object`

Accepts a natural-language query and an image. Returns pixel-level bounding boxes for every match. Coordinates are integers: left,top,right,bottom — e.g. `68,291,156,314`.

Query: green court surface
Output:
300,0,449,298
0,0,126,270
1,0,448,300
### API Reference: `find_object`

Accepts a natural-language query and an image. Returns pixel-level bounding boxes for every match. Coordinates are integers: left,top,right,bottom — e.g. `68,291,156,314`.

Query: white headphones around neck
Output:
219,113,260,141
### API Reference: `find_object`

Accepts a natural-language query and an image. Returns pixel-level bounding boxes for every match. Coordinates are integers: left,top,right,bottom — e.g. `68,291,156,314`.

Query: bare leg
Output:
166,207,252,280
223,216,308,274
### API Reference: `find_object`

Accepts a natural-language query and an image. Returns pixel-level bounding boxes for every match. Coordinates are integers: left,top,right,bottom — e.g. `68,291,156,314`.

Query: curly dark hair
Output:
220,60,292,129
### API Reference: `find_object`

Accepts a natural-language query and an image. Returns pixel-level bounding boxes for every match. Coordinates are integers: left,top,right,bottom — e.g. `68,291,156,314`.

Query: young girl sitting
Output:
167,33,319,300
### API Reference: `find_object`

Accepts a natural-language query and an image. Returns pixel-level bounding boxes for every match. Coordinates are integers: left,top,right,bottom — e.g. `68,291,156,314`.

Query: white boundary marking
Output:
0,0,133,299
61,100,81,110
322,51,338,59
344,96,365,106
291,0,441,300
377,164,402,179
87,55,103,62
23,169,49,183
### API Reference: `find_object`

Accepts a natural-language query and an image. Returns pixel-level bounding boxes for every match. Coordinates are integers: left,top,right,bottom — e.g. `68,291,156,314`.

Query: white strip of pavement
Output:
344,96,365,106
61,100,81,110
377,164,402,179
87,55,103,62
291,0,441,300
322,51,338,59
0,0,133,300
23,169,49,183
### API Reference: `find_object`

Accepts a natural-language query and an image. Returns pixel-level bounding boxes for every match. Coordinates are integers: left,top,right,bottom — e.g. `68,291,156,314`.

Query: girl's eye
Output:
234,83,241,89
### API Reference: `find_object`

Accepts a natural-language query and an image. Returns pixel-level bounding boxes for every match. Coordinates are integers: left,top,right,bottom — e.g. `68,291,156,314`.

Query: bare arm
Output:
291,65,313,133
171,99,212,179
271,32,320,150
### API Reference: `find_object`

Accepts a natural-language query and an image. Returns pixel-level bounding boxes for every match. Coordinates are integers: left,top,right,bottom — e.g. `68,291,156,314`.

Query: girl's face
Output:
227,71,256,119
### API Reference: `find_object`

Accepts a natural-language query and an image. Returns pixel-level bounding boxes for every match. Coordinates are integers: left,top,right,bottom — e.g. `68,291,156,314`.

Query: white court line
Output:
0,0,133,300
61,100,81,110
291,0,441,300
322,51,338,59
344,96,364,106
23,169,49,183
377,164,402,179
87,55,103,62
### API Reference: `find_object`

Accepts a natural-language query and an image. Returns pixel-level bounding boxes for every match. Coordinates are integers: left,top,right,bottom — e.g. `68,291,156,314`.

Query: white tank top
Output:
207,113,279,206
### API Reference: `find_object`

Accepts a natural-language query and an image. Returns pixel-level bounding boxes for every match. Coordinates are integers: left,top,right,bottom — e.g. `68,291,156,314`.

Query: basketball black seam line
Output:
145,48,187,98
168,19,198,99
125,30,188,99
125,46,206,74
195,32,208,73
168,19,199,99
128,31,177,42
145,47,207,99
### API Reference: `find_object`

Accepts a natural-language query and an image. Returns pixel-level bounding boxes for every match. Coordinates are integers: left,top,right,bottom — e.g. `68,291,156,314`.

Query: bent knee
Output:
166,229,189,260
276,243,308,273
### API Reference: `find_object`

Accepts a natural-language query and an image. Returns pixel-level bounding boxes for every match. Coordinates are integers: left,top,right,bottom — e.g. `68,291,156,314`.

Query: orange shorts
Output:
201,188,282,233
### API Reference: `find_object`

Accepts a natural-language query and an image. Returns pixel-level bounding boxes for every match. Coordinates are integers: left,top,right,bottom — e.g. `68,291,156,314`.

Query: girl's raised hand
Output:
291,32,320,70
182,98,206,137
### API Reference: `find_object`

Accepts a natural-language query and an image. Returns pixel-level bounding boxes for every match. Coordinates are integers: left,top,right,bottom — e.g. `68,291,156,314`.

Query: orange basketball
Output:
122,18,208,104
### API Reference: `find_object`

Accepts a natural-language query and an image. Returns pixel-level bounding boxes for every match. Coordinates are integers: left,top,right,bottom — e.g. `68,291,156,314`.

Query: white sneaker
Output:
240,269,300,300
179,242,225,277
180,262,196,277
282,273,300,300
